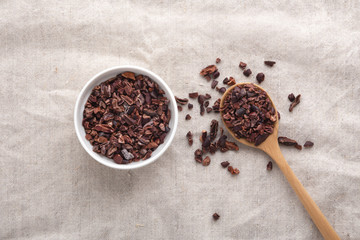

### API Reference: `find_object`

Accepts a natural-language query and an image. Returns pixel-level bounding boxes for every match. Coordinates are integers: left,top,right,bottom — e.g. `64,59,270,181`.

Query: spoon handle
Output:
265,145,340,240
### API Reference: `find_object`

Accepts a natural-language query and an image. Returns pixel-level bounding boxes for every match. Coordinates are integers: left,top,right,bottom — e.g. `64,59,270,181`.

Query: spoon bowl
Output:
220,83,340,240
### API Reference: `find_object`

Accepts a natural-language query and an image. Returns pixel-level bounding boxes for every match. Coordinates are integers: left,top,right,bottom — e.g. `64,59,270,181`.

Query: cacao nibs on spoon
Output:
222,83,276,146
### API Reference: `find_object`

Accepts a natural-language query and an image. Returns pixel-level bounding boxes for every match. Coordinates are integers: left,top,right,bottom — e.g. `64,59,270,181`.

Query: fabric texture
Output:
1,1,359,239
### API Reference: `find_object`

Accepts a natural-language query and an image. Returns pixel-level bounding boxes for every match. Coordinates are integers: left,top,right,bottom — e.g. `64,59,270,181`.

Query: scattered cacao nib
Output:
200,130,207,143
189,92,199,98
194,149,203,163
223,77,229,84
198,95,206,104
206,107,213,113
304,141,314,148
243,69,252,77
288,93,295,102
213,70,220,79
200,65,218,77
177,105,183,111
185,114,191,120
212,99,221,112
264,61,276,67
216,58,221,64
200,104,205,116
82,71,171,164
175,96,189,105
278,137,297,146
204,101,209,108
239,62,247,69
267,161,273,171
218,87,226,94
188,103,193,109
289,94,301,112
213,213,220,221
205,94,211,99
211,80,219,89
186,131,193,146
277,111,281,120
256,73,265,84
228,166,239,175
221,84,276,145
202,156,211,166
227,77,236,86
221,161,230,168
210,120,219,141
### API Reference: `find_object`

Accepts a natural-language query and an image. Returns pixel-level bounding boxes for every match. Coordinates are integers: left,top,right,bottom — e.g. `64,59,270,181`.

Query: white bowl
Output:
74,66,178,169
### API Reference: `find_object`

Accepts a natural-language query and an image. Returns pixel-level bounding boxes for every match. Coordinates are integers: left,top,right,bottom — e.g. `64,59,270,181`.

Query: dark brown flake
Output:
267,161,273,171
243,69,252,77
264,61,276,67
186,131,193,146
175,96,189,105
188,103,193,109
185,114,191,120
289,94,301,112
213,213,220,221
189,92,199,98
304,141,314,148
211,80,219,89
256,73,265,84
288,93,295,102
216,58,221,64
194,149,203,163
239,62,247,69
177,105,183,111
221,161,230,168
202,156,211,166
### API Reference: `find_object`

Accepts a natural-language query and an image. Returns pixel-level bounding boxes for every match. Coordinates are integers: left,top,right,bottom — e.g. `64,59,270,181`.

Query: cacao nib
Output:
304,141,314,148
189,92,199,98
256,73,265,84
243,69,252,77
185,114,191,120
221,161,230,168
264,61,276,67
239,62,247,69
175,96,189,105
288,93,295,102
188,103,193,109
267,161,273,171
202,156,211,166
216,58,221,64
289,94,301,112
186,131,193,146
213,213,220,220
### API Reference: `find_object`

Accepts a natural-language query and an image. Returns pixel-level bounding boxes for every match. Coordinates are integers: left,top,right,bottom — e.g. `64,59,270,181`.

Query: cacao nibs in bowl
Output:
221,84,277,146
82,71,171,164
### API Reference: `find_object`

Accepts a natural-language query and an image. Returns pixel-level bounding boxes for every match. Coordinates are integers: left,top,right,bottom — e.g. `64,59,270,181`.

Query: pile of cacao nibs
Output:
82,71,171,164
221,83,277,146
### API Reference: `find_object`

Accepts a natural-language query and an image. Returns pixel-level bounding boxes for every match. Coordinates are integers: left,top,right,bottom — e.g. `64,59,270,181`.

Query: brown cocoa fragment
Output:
211,80,219,89
218,87,226,94
267,161,273,171
185,114,191,120
188,103,193,109
210,120,219,141
288,93,295,102
175,96,189,105
205,94,211,99
206,107,213,113
264,61,276,67
243,69,252,77
213,213,220,221
189,92,199,98
186,131,193,146
289,94,301,112
223,77,229,84
227,77,236,86
194,149,203,163
200,104,205,116
200,65,218,76
304,141,314,148
198,95,206,105
202,156,211,166
256,73,265,84
277,111,281,120
213,70,220,79
216,58,221,64
221,161,230,168
239,62,247,69
177,105,183,111
278,136,297,146
295,144,302,150
228,166,239,175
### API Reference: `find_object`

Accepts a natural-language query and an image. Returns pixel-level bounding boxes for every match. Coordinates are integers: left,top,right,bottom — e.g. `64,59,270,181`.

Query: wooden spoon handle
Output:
265,145,340,240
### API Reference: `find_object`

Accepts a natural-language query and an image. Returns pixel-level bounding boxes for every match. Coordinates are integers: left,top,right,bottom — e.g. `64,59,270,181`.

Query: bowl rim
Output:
74,65,178,170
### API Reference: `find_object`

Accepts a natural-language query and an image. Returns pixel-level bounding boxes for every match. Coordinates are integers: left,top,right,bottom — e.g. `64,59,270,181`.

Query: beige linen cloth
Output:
1,1,359,239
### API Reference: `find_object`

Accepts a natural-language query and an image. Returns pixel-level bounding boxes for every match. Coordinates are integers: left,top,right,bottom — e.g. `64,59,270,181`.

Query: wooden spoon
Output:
220,83,340,240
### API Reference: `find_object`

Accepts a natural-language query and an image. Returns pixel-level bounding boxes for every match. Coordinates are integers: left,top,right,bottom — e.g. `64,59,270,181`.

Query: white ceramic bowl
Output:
74,66,178,169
